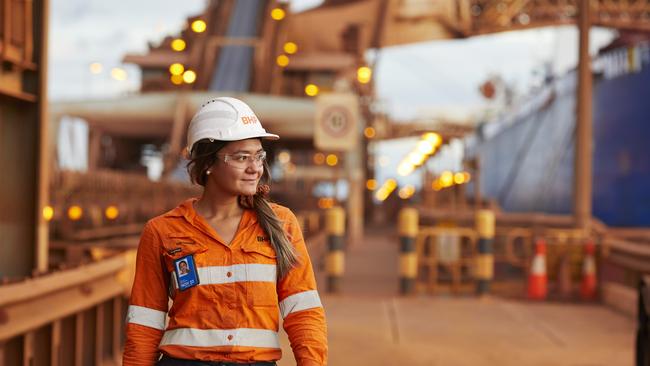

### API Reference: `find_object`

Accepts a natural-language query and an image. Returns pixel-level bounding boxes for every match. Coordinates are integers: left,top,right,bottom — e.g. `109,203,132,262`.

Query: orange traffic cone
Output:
580,240,597,300
528,238,547,300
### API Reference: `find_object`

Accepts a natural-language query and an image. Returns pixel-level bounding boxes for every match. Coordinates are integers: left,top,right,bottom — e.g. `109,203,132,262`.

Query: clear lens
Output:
223,151,266,169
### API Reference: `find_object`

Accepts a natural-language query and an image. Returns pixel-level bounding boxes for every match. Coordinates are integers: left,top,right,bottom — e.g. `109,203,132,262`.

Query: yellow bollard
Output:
475,209,495,295
398,208,419,295
325,206,345,293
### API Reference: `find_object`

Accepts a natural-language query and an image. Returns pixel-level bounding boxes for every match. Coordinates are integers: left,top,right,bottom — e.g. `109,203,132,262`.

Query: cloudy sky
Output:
48,0,616,121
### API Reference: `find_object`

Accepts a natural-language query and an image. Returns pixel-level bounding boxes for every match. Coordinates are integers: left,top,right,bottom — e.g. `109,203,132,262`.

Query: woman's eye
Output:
235,155,248,162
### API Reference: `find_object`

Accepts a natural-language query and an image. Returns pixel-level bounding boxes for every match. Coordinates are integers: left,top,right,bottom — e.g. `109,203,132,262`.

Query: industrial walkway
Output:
278,228,636,366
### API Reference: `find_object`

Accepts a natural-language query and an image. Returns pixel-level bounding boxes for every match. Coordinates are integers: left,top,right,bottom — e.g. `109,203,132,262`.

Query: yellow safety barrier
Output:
475,209,495,295
325,207,345,293
398,208,419,295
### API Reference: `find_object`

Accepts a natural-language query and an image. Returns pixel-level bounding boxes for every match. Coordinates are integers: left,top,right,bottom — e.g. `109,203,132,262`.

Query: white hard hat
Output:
187,97,279,152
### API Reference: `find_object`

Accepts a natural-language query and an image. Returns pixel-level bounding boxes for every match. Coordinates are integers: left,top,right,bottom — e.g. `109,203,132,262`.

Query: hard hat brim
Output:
187,132,279,154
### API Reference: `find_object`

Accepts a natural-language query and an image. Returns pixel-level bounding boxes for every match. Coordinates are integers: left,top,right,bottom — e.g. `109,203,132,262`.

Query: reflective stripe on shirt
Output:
171,264,277,290
198,264,276,285
160,327,280,349
279,290,322,318
127,305,167,330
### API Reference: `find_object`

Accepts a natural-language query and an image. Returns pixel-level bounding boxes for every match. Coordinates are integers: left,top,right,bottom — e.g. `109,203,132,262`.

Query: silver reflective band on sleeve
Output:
126,305,167,330
279,290,322,318
160,328,280,349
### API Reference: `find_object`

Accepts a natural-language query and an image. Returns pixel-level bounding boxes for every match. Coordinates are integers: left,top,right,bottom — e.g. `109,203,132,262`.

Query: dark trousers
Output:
157,355,276,366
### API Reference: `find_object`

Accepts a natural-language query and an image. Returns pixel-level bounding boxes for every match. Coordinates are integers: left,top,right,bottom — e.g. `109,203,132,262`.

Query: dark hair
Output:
186,139,299,278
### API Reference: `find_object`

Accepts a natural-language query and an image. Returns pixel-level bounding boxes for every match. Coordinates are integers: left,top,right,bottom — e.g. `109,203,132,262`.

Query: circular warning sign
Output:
321,106,352,138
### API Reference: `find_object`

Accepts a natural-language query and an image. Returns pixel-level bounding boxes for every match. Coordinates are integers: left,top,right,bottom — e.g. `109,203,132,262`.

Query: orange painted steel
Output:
0,253,134,365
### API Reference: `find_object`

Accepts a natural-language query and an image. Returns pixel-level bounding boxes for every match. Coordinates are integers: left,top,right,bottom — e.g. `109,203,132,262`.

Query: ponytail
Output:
257,194,299,278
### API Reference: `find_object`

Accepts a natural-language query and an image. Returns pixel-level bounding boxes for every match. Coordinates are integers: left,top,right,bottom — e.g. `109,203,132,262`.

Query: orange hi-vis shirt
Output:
123,199,327,365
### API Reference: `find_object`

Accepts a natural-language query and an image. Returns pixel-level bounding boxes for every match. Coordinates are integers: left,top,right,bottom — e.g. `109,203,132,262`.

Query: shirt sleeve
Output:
123,221,170,366
277,209,328,366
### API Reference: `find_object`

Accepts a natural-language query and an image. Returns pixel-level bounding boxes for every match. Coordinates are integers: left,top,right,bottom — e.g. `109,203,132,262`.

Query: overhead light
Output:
169,63,185,76
171,38,186,51
183,70,197,84
305,84,319,97
270,8,286,20
191,20,207,33
283,42,298,54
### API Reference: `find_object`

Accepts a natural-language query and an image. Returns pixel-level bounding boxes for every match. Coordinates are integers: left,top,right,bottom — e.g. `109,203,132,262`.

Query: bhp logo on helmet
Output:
241,115,258,125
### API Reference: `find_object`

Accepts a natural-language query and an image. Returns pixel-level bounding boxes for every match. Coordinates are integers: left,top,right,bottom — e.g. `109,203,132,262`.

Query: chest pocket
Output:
241,242,278,307
161,232,208,273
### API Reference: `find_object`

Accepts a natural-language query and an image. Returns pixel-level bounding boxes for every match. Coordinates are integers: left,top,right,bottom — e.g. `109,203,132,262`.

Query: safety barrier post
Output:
398,208,419,295
475,209,495,295
325,207,345,293
580,239,597,300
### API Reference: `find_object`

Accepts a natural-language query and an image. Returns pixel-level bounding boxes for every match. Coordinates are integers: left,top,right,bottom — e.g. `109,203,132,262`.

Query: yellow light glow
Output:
43,206,54,221
398,163,414,176
422,132,442,147
317,197,334,209
105,205,119,220
440,171,454,187
191,20,207,33
68,206,83,221
171,38,186,51
366,179,377,190
417,140,435,155
171,74,183,85
398,185,415,200
313,153,325,165
110,68,127,81
463,172,471,182
283,42,298,54
278,151,291,164
326,154,338,166
363,127,376,139
432,180,442,191
270,8,286,20
408,152,425,166
276,54,289,67
375,179,398,201
454,172,465,184
183,70,197,84
357,66,372,84
169,63,185,76
305,84,319,97
89,62,103,74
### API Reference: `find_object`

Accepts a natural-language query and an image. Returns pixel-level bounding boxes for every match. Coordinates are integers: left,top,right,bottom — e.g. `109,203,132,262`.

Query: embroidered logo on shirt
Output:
257,236,270,242
168,247,182,255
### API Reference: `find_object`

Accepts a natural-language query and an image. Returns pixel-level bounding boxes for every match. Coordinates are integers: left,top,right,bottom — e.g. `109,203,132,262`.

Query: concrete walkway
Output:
278,228,636,366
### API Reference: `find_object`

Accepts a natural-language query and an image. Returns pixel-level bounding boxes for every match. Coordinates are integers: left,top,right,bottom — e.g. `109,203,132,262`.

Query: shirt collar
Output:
165,197,258,228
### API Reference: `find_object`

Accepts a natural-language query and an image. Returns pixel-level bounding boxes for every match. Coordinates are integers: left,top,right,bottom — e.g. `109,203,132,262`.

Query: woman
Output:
123,97,328,366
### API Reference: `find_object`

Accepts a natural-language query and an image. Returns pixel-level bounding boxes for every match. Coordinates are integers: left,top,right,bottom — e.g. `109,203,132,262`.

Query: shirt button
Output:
226,271,232,278
227,335,233,341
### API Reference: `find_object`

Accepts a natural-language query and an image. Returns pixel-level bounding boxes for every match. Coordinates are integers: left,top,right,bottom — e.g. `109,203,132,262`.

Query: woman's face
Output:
206,138,264,197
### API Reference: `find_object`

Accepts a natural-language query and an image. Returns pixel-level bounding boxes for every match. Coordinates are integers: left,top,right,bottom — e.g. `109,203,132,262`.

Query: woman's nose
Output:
245,162,263,174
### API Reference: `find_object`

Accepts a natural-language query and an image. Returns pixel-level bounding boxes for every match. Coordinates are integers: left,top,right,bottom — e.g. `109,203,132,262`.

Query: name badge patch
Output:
174,255,200,291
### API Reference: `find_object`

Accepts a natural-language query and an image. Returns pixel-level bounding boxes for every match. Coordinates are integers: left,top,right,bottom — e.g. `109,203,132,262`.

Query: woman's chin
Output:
240,188,258,196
